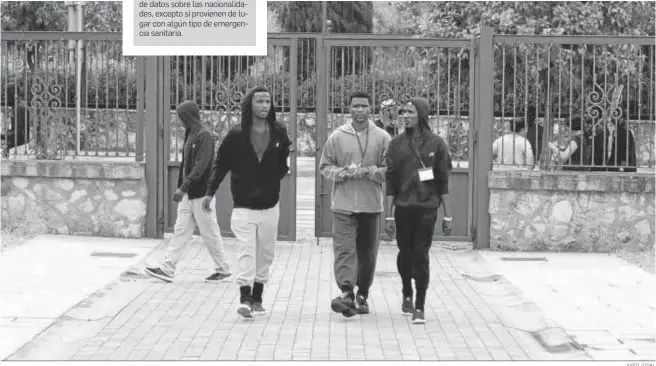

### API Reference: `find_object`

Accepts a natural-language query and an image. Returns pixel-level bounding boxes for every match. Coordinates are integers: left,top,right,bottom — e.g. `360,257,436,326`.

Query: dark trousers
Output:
394,206,438,310
332,211,380,298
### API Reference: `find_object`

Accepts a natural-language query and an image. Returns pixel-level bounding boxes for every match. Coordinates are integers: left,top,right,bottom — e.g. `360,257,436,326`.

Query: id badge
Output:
418,167,434,181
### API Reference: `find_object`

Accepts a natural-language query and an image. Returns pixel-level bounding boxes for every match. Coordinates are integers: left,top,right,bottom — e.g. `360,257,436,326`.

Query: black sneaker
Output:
356,295,369,314
145,267,173,283
205,272,231,282
251,302,267,315
402,297,413,316
238,286,253,319
331,293,356,318
412,309,425,324
237,301,253,319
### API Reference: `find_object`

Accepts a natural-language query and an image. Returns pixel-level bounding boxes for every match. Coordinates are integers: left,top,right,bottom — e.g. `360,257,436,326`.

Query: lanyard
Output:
353,123,369,164
408,136,426,169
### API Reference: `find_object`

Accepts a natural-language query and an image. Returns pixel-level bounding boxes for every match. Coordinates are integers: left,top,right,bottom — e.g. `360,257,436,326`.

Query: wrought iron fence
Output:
1,32,141,160
2,31,654,173
323,37,472,167
167,37,313,162
491,35,655,172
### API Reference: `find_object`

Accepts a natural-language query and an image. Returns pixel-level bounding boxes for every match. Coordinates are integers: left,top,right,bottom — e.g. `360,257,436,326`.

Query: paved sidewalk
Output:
480,251,656,361
0,235,160,361
9,236,592,361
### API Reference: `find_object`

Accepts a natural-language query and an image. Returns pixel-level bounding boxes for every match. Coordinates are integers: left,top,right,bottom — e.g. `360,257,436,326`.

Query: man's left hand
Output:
173,188,185,203
442,218,452,236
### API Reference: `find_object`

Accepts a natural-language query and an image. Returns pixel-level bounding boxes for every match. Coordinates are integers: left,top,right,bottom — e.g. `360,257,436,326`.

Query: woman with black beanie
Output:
384,97,452,324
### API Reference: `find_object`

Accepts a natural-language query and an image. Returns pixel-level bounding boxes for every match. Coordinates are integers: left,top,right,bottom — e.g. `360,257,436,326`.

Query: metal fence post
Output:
314,33,328,239
144,56,166,239
474,26,495,250
136,57,145,162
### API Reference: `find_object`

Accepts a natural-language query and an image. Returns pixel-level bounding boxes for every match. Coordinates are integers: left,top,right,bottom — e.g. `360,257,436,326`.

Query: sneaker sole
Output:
144,269,172,283
237,305,253,319
331,300,351,313
412,318,426,324
402,310,413,316
204,275,232,282
341,309,357,318
253,310,267,316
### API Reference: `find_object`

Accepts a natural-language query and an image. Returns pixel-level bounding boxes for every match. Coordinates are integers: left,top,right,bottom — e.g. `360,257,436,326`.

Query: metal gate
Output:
161,37,299,241
150,34,483,245
314,35,478,242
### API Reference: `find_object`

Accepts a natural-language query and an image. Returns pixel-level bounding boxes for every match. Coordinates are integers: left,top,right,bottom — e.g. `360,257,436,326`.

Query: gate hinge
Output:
472,129,478,145
471,225,477,241
157,213,165,231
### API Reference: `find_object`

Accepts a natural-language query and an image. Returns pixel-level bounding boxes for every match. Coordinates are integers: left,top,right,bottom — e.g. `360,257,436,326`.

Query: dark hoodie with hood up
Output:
385,97,451,209
176,101,216,199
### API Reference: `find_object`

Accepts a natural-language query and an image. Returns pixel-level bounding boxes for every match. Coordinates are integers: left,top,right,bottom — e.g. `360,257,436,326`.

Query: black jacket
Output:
177,103,215,200
205,121,291,210
385,129,450,209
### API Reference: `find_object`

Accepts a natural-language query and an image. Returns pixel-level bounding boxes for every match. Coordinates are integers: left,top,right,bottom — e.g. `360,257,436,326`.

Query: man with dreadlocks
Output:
204,87,292,319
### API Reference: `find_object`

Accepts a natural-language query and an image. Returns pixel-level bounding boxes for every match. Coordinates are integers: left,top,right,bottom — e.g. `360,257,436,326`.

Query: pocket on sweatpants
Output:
231,208,247,227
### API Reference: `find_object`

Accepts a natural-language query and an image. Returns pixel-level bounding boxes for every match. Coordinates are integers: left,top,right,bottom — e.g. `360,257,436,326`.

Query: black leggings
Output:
394,206,438,310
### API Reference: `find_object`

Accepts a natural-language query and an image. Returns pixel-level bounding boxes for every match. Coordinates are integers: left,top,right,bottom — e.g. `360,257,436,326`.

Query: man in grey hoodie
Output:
319,91,391,317
145,100,231,283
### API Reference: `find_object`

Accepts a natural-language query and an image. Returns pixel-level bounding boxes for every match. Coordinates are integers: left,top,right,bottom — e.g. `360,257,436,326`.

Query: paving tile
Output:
14,239,626,362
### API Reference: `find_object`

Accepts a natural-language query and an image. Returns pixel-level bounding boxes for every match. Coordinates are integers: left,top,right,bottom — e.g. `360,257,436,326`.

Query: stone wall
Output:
1,160,147,238
488,171,655,252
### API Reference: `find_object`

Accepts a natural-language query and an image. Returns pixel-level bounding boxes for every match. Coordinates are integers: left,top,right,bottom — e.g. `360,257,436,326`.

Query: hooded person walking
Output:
145,100,231,283
384,97,452,324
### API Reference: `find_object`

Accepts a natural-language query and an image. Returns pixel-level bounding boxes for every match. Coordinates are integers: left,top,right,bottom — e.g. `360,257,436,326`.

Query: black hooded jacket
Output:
385,97,450,209
176,101,216,199
205,120,291,210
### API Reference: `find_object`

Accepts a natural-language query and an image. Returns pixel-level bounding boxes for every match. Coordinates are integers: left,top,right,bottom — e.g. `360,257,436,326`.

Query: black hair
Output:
568,115,592,131
241,86,276,130
511,119,526,133
348,91,371,106
525,105,537,127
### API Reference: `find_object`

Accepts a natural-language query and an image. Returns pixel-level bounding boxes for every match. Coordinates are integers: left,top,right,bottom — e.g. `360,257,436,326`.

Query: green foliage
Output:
375,2,656,119
269,2,374,78
1,1,122,31
269,1,374,33
376,2,655,37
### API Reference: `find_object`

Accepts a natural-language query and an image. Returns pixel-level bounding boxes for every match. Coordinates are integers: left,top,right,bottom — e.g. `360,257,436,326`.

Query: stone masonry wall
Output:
488,171,655,252
1,161,147,238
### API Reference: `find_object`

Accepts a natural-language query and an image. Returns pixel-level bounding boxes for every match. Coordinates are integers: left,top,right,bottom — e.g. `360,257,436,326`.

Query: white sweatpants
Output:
160,195,230,277
231,204,279,286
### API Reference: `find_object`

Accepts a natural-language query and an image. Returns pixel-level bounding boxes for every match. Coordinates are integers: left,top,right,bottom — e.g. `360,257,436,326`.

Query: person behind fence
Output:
145,100,231,284
374,98,400,136
319,90,391,318
384,97,452,325
549,115,605,171
203,86,292,320
524,106,543,164
2,83,30,157
492,117,534,169
603,118,637,172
